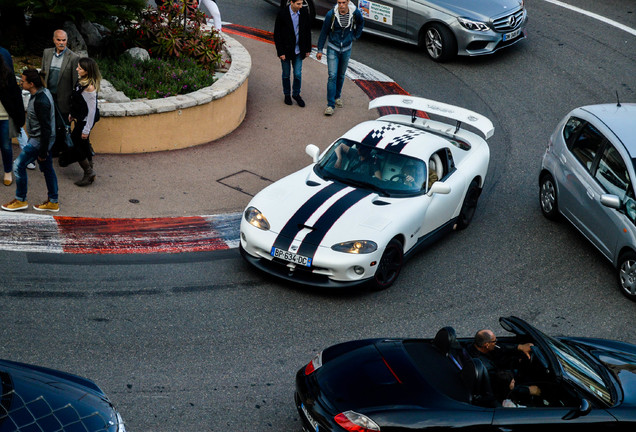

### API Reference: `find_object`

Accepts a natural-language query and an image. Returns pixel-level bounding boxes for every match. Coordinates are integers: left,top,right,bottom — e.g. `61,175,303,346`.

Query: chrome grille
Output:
492,8,525,32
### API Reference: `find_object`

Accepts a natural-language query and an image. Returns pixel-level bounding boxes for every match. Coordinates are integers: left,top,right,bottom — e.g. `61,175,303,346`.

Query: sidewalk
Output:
0,25,405,254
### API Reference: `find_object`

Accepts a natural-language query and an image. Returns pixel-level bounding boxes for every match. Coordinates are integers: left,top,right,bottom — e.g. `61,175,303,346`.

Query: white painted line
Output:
542,0,636,37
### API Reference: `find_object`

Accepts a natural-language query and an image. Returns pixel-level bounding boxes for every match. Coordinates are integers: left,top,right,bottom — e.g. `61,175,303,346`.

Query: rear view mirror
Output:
427,182,451,196
306,144,320,163
562,399,591,420
600,194,621,210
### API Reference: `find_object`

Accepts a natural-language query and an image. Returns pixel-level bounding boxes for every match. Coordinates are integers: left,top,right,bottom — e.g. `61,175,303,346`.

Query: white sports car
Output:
240,95,493,289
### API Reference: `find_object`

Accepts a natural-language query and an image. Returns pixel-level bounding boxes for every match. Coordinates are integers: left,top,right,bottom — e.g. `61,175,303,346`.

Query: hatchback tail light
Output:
304,351,323,375
334,411,380,431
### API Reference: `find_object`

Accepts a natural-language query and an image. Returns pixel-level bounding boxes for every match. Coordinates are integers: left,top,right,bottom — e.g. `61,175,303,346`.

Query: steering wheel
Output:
390,174,407,182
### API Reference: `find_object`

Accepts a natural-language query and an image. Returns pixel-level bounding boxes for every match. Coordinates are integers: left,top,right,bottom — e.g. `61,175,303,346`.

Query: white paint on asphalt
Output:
542,0,636,37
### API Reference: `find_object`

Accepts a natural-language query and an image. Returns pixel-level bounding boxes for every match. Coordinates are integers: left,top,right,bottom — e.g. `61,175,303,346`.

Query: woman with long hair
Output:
68,56,101,186
0,52,25,186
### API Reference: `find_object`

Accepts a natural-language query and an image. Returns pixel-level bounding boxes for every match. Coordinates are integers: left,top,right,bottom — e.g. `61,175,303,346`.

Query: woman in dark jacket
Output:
0,53,25,186
67,57,101,186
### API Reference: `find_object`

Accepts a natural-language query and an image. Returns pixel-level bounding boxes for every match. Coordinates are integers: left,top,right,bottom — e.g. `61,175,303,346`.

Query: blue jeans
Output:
326,47,352,108
0,119,12,174
280,55,303,97
14,139,58,203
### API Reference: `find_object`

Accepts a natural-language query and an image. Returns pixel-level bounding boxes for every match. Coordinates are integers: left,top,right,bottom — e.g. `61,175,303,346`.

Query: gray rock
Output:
79,20,103,47
125,47,150,62
63,21,88,54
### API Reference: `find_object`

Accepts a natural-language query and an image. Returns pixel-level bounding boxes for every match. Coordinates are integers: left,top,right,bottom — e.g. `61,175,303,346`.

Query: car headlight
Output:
244,206,270,230
458,17,490,31
331,240,377,254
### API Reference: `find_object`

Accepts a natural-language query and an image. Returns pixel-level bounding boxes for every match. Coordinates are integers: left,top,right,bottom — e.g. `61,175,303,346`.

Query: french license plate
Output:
503,28,521,41
271,247,312,267
301,403,320,432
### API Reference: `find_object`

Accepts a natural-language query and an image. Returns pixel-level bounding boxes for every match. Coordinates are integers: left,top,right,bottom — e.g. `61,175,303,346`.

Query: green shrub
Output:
98,54,217,100
118,0,223,71
14,0,146,29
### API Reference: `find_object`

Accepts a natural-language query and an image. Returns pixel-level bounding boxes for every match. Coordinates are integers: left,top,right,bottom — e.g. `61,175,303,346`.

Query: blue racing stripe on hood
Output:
272,182,347,251
297,188,372,258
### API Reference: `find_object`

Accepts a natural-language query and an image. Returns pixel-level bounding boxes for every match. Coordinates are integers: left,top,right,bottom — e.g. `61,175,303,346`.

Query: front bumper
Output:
452,17,528,56
239,219,382,288
239,243,372,288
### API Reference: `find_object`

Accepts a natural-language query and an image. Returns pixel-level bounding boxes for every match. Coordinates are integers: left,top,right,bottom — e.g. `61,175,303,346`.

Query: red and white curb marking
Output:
0,212,240,254
1,24,410,255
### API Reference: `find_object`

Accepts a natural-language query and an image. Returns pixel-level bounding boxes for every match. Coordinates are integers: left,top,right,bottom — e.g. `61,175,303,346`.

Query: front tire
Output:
618,251,636,301
423,23,457,62
539,173,559,220
371,239,403,290
456,179,480,230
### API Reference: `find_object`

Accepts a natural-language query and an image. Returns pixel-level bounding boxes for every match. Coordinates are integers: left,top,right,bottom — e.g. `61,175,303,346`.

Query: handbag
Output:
52,105,74,158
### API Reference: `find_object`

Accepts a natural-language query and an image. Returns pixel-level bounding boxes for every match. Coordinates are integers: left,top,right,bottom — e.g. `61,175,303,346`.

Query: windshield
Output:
540,331,613,405
315,138,428,197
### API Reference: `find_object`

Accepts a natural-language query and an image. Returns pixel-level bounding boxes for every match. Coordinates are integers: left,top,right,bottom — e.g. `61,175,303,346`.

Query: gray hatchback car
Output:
266,0,527,61
539,102,636,301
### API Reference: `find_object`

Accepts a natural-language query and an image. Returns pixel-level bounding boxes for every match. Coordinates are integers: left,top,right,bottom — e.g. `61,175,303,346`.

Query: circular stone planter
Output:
90,34,250,154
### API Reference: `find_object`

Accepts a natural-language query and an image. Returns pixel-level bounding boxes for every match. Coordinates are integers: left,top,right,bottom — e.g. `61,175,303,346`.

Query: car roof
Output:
339,119,454,160
579,103,636,156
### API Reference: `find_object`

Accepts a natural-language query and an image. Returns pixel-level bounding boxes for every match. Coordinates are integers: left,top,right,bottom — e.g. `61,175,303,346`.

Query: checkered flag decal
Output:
386,129,424,153
361,124,400,147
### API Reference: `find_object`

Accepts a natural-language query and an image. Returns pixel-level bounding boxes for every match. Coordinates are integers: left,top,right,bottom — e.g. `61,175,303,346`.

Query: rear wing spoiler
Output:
369,95,494,140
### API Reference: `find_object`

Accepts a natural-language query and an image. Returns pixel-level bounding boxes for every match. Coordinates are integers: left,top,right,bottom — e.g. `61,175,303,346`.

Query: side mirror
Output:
562,399,591,420
600,194,621,210
427,182,451,197
306,144,320,163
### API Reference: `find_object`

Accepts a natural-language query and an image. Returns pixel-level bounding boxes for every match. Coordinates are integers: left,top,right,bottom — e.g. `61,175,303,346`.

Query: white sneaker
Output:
27,162,36,170
324,106,334,116
335,98,343,108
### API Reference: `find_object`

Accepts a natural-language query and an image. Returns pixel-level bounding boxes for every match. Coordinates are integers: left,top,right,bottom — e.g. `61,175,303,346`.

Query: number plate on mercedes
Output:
271,247,312,267
503,28,521,41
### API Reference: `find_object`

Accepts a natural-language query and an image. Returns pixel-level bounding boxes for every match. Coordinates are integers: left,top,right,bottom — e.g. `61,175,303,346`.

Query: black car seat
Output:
432,327,468,371
466,358,496,407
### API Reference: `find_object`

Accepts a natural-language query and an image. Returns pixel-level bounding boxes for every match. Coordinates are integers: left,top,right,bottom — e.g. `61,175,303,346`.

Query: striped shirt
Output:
339,11,350,28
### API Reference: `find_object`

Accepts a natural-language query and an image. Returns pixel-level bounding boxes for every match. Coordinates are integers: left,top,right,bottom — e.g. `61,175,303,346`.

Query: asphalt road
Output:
1,1,635,431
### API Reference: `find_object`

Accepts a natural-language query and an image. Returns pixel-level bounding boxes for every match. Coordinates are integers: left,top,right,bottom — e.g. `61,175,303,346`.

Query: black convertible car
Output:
0,358,126,431
295,316,636,431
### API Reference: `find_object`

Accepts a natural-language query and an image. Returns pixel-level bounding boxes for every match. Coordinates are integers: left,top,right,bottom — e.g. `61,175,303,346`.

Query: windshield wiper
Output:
343,178,388,197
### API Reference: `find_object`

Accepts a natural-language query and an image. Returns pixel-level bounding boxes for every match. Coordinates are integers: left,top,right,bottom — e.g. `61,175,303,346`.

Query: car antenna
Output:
616,91,621,107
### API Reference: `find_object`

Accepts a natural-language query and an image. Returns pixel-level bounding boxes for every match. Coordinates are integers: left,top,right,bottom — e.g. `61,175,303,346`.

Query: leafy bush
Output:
119,0,223,71
98,54,217,100
14,0,146,29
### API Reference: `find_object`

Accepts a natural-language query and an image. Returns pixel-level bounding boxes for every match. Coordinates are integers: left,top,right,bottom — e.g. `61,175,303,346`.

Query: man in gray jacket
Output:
42,29,79,151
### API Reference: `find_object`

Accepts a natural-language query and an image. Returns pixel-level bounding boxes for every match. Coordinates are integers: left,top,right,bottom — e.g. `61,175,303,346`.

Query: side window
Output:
594,144,636,222
568,123,605,171
443,148,456,175
563,117,584,146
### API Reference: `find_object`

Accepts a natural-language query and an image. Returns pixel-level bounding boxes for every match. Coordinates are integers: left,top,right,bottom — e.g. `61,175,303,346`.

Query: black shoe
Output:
293,95,305,107
284,95,292,105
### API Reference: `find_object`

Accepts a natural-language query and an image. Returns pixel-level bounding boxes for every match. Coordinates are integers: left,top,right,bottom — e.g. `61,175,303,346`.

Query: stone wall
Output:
90,34,251,154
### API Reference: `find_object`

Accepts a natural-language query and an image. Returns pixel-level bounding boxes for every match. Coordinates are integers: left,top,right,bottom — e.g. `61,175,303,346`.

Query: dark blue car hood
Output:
567,337,636,407
0,359,118,431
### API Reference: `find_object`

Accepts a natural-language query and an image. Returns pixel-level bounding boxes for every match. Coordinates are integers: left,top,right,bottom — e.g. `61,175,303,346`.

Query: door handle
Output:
587,188,595,200
559,153,567,164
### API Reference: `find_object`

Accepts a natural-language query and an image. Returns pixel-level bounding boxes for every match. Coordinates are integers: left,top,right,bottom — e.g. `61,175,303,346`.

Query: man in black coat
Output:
274,0,312,107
